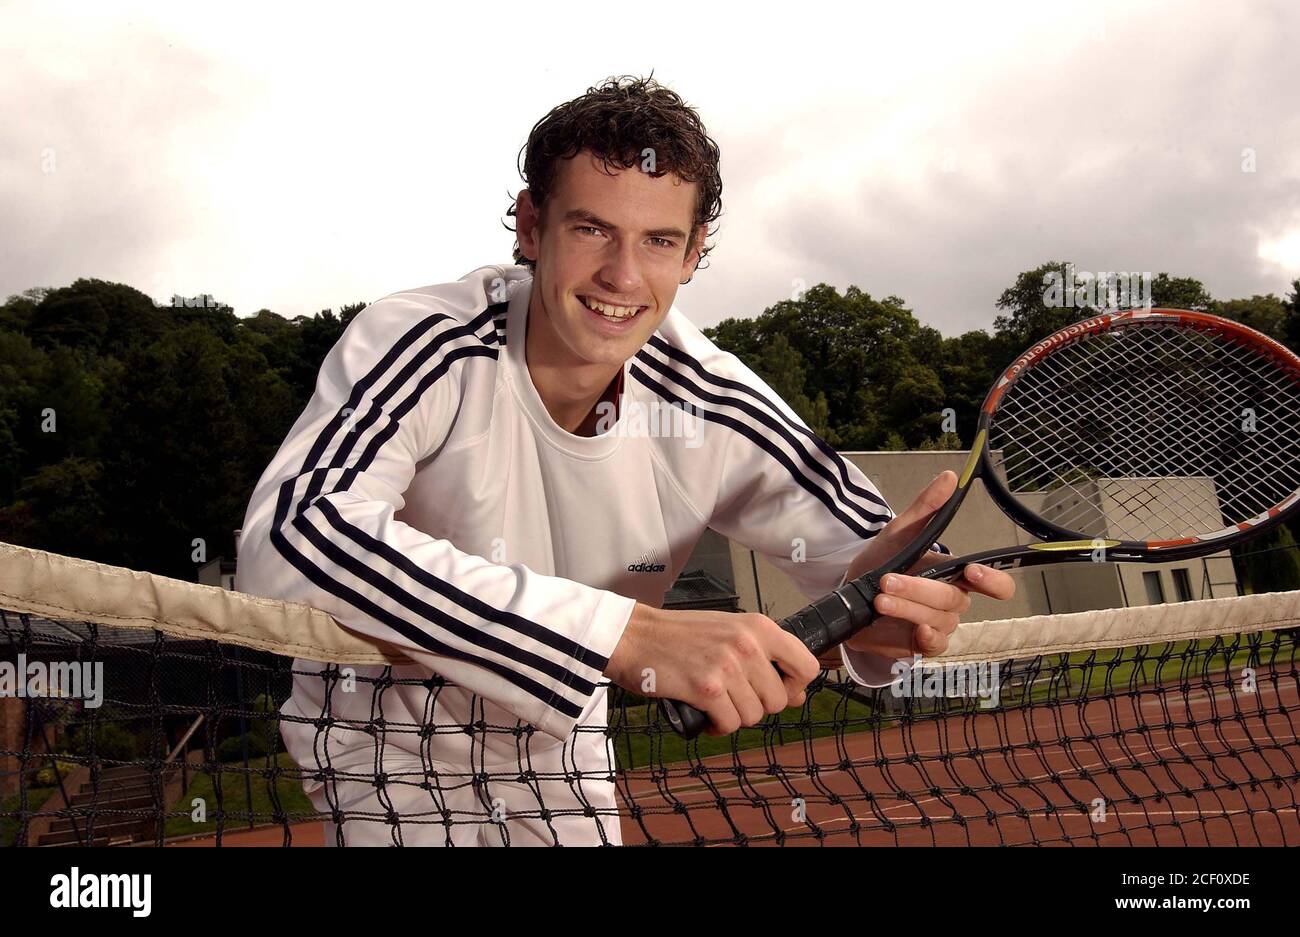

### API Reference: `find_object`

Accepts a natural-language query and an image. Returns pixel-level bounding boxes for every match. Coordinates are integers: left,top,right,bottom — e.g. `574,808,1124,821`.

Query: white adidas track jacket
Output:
236,264,915,844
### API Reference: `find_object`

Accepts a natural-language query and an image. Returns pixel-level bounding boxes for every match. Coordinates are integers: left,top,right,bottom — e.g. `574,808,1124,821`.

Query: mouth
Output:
577,294,647,328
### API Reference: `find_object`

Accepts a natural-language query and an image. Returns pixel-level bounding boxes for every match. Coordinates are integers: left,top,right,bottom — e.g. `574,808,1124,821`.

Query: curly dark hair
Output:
502,74,723,282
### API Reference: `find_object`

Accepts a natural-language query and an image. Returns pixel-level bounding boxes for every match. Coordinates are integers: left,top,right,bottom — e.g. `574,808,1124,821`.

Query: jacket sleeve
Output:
700,361,948,688
235,292,635,741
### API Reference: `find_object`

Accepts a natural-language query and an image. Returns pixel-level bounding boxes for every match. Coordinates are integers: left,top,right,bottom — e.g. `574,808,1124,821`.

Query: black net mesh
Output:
3,606,1297,847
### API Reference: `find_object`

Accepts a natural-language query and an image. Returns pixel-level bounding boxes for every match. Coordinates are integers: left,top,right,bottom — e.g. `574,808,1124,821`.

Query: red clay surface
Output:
169,823,326,846
617,669,1300,846
170,667,1300,847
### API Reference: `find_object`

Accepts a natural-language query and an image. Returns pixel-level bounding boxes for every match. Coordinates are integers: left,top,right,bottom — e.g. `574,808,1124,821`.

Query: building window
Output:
1143,571,1166,605
1171,568,1193,602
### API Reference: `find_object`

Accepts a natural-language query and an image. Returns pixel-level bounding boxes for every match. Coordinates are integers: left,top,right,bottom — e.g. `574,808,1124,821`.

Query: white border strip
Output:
934,590,1300,664
3,541,1297,668
0,540,410,665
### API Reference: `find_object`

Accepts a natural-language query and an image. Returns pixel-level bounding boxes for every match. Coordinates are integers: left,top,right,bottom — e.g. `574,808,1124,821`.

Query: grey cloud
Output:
1,26,241,303
683,1,1300,335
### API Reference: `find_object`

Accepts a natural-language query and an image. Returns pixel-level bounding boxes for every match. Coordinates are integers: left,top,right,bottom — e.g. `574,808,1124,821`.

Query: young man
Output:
236,76,1015,846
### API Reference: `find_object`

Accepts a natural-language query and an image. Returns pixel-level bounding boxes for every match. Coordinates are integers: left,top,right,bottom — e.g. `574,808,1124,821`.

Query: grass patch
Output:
0,786,57,847
163,751,316,839
611,683,879,770
1008,629,1297,706
611,630,1300,757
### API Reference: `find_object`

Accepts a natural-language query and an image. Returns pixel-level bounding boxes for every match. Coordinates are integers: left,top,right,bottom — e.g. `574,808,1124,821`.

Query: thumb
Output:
877,471,957,546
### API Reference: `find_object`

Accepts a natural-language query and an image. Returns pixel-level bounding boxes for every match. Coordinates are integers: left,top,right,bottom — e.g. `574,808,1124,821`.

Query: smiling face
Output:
515,150,706,371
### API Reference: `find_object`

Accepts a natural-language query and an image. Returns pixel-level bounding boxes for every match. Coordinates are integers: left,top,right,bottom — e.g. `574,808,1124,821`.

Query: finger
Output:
700,696,744,737
878,572,971,617
768,628,824,686
908,549,958,575
727,680,767,729
746,652,794,716
874,599,958,656
843,617,915,659
960,563,1016,600
877,472,957,546
910,621,952,657
909,556,1016,600
858,617,950,657
781,676,808,709
874,590,962,634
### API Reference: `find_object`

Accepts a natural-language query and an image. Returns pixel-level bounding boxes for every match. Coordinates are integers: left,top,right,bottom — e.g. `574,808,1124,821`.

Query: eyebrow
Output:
561,208,689,242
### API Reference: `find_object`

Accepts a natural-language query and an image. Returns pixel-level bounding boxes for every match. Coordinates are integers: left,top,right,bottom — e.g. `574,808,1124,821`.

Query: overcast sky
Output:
2,0,1297,336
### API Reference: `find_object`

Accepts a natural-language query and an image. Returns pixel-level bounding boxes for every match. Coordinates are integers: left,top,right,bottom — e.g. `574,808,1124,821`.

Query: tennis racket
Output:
662,307,1300,738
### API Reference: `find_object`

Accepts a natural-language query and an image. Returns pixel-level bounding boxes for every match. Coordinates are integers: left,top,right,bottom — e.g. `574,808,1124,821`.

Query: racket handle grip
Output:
659,696,711,738
659,580,882,739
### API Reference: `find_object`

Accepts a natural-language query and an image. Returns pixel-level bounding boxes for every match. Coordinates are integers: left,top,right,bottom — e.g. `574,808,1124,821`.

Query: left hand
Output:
836,471,1016,661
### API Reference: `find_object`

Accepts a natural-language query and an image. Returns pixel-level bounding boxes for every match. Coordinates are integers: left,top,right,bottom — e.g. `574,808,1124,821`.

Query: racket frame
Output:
918,308,1300,582
662,307,1300,737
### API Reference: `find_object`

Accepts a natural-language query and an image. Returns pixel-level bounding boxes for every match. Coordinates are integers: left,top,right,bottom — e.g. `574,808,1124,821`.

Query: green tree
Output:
29,279,165,356
1211,294,1289,342
937,329,1001,447
0,275,359,578
0,330,48,502
0,288,51,333
707,284,944,450
992,261,1082,348
918,432,964,450
0,456,111,558
1235,524,1300,594
1149,273,1212,309
752,333,831,437
1282,279,1300,356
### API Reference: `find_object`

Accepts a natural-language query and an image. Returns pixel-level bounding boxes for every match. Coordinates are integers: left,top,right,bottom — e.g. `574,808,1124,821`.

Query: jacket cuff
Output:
833,566,913,689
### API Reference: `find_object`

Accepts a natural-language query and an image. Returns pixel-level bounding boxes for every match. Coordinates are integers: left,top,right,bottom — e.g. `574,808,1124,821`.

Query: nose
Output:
598,239,646,299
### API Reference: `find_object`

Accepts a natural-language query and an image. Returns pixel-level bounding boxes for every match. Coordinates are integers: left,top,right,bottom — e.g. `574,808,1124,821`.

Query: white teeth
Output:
581,296,642,319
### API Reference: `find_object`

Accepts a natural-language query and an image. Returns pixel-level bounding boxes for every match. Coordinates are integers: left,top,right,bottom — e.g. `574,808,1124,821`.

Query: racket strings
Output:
988,322,1300,542
1124,336,1300,519
1097,363,1300,527
1019,332,1249,467
1003,332,1295,536
994,381,1234,540
1013,356,1282,538
1038,352,1293,532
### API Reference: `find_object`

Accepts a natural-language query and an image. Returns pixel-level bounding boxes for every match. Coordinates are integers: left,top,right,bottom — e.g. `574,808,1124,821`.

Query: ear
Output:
515,190,542,262
681,223,708,282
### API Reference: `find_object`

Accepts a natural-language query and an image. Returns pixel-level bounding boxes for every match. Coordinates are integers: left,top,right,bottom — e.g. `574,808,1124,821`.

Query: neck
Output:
525,292,623,435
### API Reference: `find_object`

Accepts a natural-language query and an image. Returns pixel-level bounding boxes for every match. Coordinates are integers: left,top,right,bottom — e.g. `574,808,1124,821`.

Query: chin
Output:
580,342,635,366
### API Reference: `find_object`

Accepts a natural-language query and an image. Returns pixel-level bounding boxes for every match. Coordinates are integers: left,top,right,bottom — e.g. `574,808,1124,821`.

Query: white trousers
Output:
309,762,623,846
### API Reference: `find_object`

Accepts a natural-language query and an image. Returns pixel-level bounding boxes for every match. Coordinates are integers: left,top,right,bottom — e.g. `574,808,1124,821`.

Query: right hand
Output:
603,603,822,736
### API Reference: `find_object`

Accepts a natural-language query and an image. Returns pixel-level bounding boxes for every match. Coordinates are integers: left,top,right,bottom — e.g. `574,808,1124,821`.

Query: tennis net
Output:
1,540,1297,846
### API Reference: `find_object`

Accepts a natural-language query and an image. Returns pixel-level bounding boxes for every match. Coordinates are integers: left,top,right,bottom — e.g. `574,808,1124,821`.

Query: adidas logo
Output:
627,547,666,574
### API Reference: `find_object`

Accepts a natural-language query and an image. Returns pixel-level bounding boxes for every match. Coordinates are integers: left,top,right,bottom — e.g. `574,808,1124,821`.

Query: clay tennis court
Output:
169,661,1299,847
617,666,1300,846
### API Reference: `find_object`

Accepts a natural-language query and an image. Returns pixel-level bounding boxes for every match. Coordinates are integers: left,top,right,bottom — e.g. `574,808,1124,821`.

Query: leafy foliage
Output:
707,267,1300,458
0,280,364,578
705,285,948,449
2,265,1297,582
1235,524,1300,595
